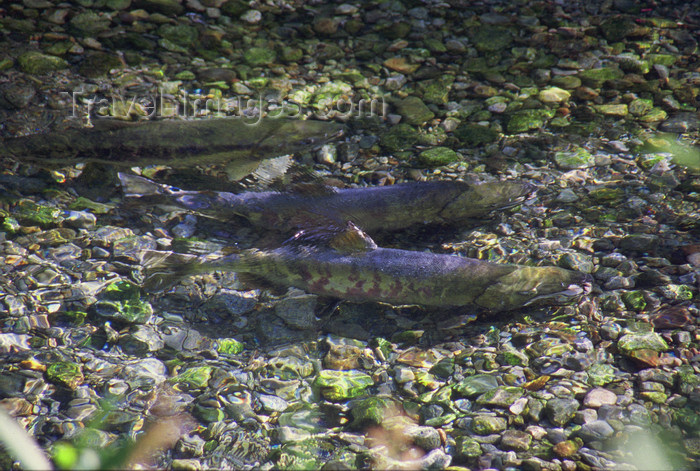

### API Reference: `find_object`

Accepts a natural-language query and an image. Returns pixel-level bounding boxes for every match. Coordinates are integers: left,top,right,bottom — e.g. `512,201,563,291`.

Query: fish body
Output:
2,118,344,180
121,174,534,233
143,244,590,311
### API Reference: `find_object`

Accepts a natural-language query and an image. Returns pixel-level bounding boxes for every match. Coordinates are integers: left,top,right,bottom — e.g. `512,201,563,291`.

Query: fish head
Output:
477,266,593,311
258,119,345,156
441,180,536,219
172,190,246,216
522,273,594,307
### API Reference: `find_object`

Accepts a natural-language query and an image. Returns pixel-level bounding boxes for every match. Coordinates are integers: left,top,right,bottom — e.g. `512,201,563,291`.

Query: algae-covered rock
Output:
507,109,555,133
312,81,353,110
628,98,653,116
675,407,700,434
93,281,153,324
456,436,482,458
589,187,625,203
417,76,454,104
244,47,277,66
600,16,648,42
594,104,628,117
79,52,124,78
559,252,595,273
617,54,649,74
471,26,513,52
619,234,659,253
313,370,373,401
659,284,694,301
217,338,244,355
538,86,571,104
276,439,335,470
618,332,669,354
622,291,647,311
553,146,595,169
134,0,184,15
476,387,524,407
588,363,616,386
545,397,579,427
381,123,418,151
647,53,677,67
471,415,507,434
550,75,582,89
280,46,303,63
159,24,198,47
105,0,132,10
394,96,435,125
13,201,62,227
46,361,84,390
170,366,213,390
349,396,401,428
383,56,420,75
119,325,164,355
500,350,529,367
455,374,498,397
639,108,667,123
18,51,69,74
577,67,624,88
70,11,110,35
416,126,448,146
553,439,583,458
417,147,460,167
453,123,500,146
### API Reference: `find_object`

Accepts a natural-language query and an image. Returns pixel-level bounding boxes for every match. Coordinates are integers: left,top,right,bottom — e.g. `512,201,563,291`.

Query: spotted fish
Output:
1,117,345,181
141,224,591,311
120,173,534,234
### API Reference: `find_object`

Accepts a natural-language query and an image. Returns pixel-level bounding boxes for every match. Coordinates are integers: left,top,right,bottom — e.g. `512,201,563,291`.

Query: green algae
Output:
46,361,84,390
577,67,624,88
18,51,69,74
454,374,498,397
618,332,669,353
453,123,500,146
349,396,400,428
553,146,594,169
313,370,373,401
14,201,62,227
93,281,153,324
380,123,418,152
170,366,213,390
417,147,460,167
507,109,555,133
243,47,277,66
217,338,244,355
394,96,434,125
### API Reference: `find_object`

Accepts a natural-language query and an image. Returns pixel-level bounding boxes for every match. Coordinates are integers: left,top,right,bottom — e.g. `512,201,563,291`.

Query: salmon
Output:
140,224,591,311
1,117,345,181
120,174,534,234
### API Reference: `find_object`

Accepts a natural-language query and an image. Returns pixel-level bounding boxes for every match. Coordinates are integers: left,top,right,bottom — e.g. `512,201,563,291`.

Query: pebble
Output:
1,1,699,470
583,388,617,408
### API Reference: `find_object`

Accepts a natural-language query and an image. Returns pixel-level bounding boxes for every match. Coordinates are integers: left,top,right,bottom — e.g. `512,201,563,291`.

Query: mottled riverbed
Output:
1,1,699,470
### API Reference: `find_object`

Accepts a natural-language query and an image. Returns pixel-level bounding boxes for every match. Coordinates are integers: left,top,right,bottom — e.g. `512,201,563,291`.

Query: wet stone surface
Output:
1,0,700,470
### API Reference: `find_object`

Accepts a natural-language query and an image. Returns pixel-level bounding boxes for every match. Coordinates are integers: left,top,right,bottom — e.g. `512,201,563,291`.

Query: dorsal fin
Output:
328,221,378,253
286,221,377,254
284,182,339,196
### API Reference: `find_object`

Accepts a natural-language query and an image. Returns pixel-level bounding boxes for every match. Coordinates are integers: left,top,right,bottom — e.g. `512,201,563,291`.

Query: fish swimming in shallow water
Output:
1,117,345,181
120,173,534,234
141,224,591,311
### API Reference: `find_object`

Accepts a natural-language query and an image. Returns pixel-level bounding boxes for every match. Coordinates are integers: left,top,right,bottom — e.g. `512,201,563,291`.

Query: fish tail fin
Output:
139,249,245,292
118,172,166,198
250,155,294,186
225,159,265,182
139,250,200,292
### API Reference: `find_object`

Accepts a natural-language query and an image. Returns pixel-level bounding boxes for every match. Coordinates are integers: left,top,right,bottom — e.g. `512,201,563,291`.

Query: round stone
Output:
583,388,617,408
